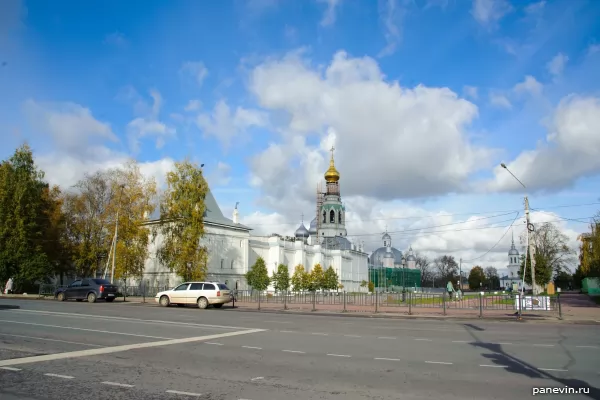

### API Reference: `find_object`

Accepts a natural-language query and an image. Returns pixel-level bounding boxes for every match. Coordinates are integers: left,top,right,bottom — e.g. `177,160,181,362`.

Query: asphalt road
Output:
1,299,599,400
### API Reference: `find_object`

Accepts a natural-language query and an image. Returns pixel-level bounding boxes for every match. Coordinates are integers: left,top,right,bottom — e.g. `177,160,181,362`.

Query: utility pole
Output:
110,208,118,284
524,196,537,295
459,258,462,290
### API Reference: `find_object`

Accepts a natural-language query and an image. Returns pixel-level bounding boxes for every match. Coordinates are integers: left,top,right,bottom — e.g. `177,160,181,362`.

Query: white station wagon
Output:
155,282,232,309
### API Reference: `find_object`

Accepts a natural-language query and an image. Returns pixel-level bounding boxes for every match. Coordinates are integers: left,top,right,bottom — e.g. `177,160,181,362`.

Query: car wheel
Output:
87,292,97,303
159,295,170,307
56,292,66,301
106,298,115,302
197,297,208,309
213,303,223,308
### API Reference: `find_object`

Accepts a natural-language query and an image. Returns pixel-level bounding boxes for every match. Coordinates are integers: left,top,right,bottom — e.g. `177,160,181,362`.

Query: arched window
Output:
330,210,335,223
384,241,387,247
339,211,342,224
322,211,326,223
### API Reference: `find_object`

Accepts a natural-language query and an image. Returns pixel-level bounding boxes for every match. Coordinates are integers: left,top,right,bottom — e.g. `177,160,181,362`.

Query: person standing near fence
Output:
4,278,14,294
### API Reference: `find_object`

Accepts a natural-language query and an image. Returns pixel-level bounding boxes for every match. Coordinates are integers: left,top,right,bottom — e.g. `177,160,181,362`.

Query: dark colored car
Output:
55,278,119,303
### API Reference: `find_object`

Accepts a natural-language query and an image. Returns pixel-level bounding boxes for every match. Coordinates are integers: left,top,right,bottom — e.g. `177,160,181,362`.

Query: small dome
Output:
382,232,391,241
406,254,416,261
324,148,340,183
295,223,310,238
308,217,318,235
509,247,519,256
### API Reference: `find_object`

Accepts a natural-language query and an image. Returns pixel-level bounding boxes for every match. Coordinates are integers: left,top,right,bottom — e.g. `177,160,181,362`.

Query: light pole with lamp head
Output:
500,163,537,295
401,255,406,302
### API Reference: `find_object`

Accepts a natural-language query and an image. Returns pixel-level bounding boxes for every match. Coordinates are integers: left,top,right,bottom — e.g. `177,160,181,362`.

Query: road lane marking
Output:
378,336,397,340
263,321,292,324
452,340,469,343
205,342,223,346
480,365,508,368
282,350,305,354
327,354,351,357
344,335,362,338
311,333,328,336
251,377,264,381
166,390,202,397
0,333,102,347
280,330,296,333
495,343,513,345
44,373,74,379
102,381,134,388
0,319,173,340
0,329,265,367
414,338,432,341
242,346,262,350
8,309,250,330
425,361,453,365
538,368,568,372
375,358,400,361
533,344,555,347
0,367,21,371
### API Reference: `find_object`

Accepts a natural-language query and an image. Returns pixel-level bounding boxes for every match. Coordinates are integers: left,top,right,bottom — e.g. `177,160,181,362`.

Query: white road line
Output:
44,373,74,379
263,321,292,324
327,354,351,357
480,365,508,368
0,367,21,371
8,309,250,330
311,333,328,336
538,368,568,372
576,345,599,349
0,329,265,368
344,335,362,338
0,333,102,347
375,358,400,361
495,343,513,345
533,344,555,347
414,338,432,341
166,390,202,397
242,346,262,350
378,336,397,340
205,342,223,346
0,319,173,340
280,330,296,333
425,361,453,365
251,376,264,381
282,350,305,354
101,381,134,388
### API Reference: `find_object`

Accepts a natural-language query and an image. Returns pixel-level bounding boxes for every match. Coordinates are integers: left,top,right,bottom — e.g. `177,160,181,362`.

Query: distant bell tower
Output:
507,231,520,286
317,146,347,239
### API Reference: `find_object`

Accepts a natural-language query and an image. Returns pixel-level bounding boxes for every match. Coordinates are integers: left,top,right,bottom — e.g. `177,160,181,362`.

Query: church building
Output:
141,147,369,292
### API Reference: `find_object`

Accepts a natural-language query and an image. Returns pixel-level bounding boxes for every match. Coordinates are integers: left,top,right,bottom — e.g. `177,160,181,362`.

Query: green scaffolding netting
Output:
368,266,421,289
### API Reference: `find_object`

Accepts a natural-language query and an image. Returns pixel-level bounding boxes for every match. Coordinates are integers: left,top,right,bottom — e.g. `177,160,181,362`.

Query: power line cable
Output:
461,212,521,263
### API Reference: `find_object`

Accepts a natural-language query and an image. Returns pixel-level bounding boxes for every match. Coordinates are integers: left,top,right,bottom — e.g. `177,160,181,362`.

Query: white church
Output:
142,148,370,292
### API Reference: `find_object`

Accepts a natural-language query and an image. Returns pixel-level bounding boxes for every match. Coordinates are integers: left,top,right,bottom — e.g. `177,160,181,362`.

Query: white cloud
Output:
463,85,478,100
248,50,493,208
471,0,512,26
489,93,512,109
196,99,268,148
378,0,404,57
546,52,568,78
207,161,232,187
180,61,209,87
513,75,543,97
486,95,600,192
125,89,176,153
23,100,117,152
524,1,546,16
184,99,202,112
318,0,341,27
587,44,600,56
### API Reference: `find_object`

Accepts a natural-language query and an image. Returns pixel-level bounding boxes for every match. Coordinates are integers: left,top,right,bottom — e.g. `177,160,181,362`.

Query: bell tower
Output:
318,146,347,239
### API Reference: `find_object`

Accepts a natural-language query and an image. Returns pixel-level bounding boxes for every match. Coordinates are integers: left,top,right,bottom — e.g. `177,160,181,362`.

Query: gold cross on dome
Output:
330,145,335,158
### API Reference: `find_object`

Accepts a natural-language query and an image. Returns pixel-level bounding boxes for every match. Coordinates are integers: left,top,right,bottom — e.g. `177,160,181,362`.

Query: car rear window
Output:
218,284,229,290
92,279,111,285
203,283,216,290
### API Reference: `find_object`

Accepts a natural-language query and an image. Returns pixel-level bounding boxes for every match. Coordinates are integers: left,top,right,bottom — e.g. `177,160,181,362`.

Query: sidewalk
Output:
2,294,598,324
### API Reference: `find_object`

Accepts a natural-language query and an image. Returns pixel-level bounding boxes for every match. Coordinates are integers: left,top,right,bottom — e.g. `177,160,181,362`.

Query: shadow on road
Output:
462,323,600,400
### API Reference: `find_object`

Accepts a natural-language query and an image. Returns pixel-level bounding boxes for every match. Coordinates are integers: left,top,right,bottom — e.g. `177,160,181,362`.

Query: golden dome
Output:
324,146,340,183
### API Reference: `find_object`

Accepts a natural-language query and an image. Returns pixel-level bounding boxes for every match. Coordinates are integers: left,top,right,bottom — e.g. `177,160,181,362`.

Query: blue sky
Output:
1,0,599,267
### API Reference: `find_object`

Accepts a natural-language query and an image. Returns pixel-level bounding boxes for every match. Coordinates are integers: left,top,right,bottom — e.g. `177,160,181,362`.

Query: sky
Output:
1,0,599,274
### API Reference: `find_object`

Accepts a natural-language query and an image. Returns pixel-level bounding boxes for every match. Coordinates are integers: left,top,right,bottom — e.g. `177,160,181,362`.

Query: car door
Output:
79,279,91,299
202,283,216,302
186,283,204,304
170,283,190,304
65,280,81,298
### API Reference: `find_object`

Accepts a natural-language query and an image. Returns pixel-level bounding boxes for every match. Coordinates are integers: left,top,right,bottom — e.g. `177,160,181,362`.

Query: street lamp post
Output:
500,163,537,295
110,184,126,284
401,256,406,302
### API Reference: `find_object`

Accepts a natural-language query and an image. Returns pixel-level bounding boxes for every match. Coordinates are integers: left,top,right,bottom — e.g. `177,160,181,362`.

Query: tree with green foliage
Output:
360,280,367,288
291,264,309,291
309,263,325,291
323,266,339,291
271,263,290,292
0,144,59,290
246,256,270,291
484,266,500,290
468,266,486,290
368,281,375,293
155,159,208,282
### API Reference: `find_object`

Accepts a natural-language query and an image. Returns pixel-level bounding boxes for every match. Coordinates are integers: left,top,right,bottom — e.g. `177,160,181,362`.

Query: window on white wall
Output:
221,259,224,269
240,240,243,247
231,260,234,269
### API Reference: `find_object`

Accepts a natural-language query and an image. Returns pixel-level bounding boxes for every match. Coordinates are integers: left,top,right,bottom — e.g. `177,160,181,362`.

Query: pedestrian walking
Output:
4,278,14,294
